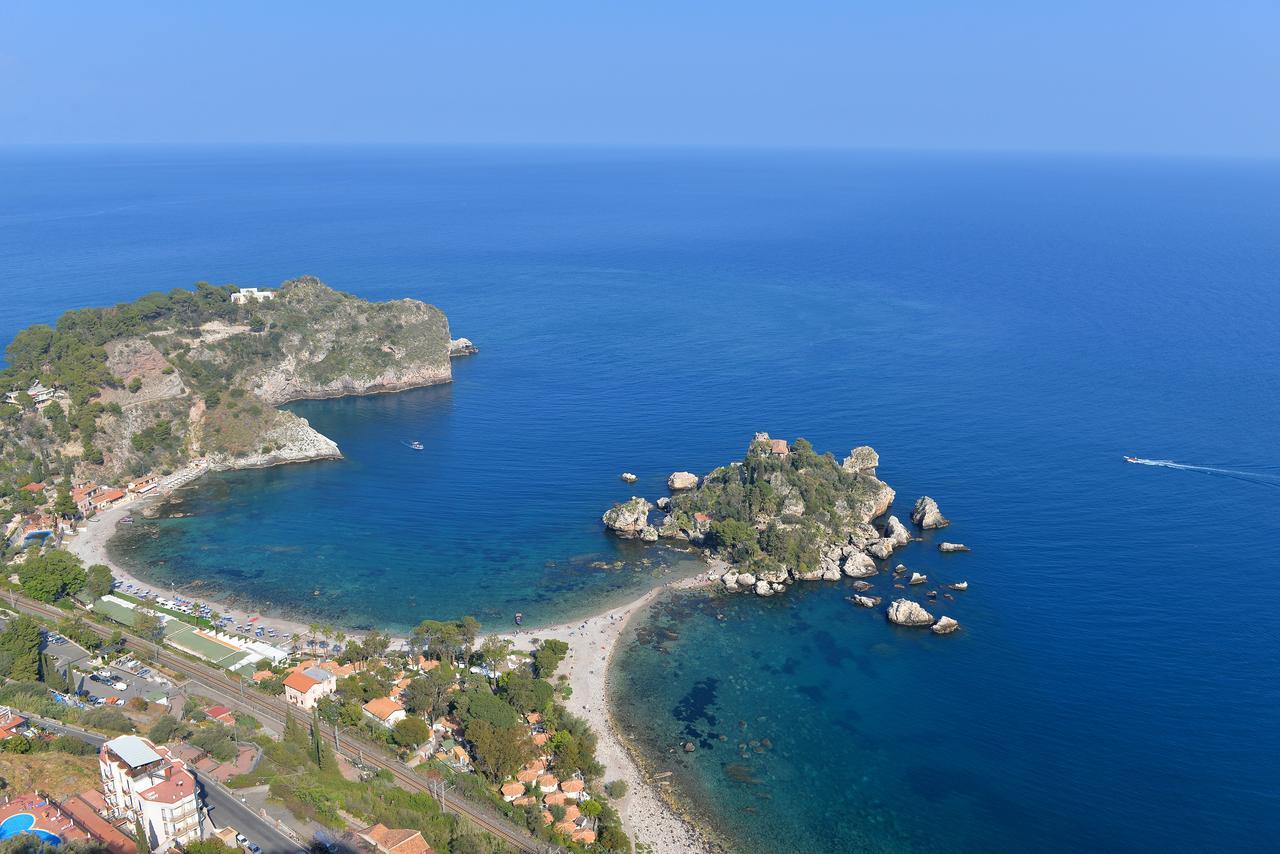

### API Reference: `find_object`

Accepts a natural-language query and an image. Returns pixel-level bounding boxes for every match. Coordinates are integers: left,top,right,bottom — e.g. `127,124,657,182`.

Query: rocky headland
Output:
1,276,465,484
603,432,968,633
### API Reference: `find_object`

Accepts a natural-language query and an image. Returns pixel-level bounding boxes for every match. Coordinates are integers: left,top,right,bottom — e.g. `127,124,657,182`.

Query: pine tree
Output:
310,711,335,772
133,818,149,854
283,702,304,747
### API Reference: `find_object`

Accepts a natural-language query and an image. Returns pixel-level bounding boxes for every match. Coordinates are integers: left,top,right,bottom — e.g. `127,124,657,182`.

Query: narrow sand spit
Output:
499,569,723,854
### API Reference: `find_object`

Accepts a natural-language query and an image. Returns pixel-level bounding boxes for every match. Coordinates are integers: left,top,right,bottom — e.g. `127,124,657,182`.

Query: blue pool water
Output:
0,813,61,844
2,147,1278,851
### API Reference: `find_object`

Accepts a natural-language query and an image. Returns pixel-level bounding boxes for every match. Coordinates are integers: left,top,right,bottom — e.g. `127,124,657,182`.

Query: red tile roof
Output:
283,669,322,692
20,482,44,493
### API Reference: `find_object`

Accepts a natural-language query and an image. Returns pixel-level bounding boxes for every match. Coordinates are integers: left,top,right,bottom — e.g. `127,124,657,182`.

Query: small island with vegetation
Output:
604,433,968,632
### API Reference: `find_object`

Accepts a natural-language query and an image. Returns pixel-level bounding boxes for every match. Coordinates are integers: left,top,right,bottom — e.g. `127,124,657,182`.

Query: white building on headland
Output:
4,381,59,406
99,735,205,849
230,287,277,305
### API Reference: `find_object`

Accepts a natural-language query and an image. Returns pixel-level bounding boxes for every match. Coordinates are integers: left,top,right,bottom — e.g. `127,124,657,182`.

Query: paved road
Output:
28,714,302,854
8,593,548,853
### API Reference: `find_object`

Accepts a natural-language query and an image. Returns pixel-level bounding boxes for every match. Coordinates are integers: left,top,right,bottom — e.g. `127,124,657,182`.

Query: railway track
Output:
8,593,549,853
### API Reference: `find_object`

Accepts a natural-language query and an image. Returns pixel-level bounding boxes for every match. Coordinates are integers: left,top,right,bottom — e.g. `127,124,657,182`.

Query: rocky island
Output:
603,433,966,632
0,277,463,487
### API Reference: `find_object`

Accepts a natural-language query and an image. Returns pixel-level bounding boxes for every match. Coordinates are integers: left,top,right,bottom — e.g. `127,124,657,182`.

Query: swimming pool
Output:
0,813,62,844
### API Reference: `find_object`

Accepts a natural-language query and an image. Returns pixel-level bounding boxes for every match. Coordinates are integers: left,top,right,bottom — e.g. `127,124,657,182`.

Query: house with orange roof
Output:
284,666,337,710
770,438,790,456
531,731,549,748
72,484,103,514
90,488,126,511
500,782,525,802
0,709,28,739
512,795,534,807
19,482,45,494
362,696,406,729
417,655,440,672
537,773,560,794
542,791,567,807
571,828,597,844
516,766,541,784
525,712,542,725
356,823,435,854
204,705,236,726
560,778,585,800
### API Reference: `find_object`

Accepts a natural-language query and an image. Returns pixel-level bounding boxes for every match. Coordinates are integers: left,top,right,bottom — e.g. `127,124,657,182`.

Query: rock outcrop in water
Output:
602,497,654,538
887,598,935,626
911,495,950,529
939,542,970,552
667,471,699,491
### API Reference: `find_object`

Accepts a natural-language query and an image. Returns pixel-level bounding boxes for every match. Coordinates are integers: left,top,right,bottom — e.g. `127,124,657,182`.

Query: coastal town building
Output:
361,696,406,729
126,475,160,494
0,792,134,854
0,708,28,739
4,381,59,406
90,488,127,511
230,287,277,304
356,823,434,854
98,734,205,849
73,483,105,514
283,665,338,710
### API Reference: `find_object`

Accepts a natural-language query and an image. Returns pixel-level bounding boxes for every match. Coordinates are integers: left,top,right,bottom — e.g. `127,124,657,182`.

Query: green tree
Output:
18,549,87,602
148,715,184,744
134,818,149,854
532,639,569,678
392,715,431,747
464,719,531,783
402,668,453,719
83,706,133,734
85,563,114,600
53,485,77,518
133,609,165,649
0,616,43,681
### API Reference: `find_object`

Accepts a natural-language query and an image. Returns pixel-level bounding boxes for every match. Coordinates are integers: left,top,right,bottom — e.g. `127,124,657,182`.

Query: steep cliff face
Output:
51,277,455,481
241,277,452,404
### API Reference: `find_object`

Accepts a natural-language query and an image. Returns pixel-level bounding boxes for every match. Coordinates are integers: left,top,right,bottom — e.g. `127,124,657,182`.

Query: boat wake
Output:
1125,458,1280,490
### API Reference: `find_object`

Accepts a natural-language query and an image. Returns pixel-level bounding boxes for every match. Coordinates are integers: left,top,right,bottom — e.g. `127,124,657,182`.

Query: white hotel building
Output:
99,735,205,850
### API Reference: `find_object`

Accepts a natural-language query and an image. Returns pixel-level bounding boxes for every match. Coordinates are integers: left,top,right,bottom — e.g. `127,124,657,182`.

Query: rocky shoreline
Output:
603,433,970,634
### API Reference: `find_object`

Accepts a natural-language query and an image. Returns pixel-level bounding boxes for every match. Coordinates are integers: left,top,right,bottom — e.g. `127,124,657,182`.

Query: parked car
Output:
88,674,105,684
112,681,128,691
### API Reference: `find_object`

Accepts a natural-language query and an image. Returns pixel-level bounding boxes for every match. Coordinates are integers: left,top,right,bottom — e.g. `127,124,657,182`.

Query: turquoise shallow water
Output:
3,148,1279,851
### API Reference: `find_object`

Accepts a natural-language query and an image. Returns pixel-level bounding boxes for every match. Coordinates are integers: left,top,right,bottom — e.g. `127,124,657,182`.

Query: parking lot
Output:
39,627,174,709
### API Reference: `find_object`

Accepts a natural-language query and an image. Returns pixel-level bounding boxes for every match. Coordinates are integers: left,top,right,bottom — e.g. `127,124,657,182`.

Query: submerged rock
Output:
668,471,699,491
851,580,874,592
602,496,653,537
939,542,970,552
887,598,934,627
911,495,950,529
932,616,960,635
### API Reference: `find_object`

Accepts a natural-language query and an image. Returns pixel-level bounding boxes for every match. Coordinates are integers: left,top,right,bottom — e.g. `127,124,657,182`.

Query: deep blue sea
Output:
2,147,1278,852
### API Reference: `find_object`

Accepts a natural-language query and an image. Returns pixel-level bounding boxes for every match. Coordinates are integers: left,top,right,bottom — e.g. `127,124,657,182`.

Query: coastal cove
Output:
5,148,1280,852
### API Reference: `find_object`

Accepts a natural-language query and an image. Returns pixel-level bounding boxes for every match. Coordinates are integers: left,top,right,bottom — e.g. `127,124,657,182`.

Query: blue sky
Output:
1,1,1275,155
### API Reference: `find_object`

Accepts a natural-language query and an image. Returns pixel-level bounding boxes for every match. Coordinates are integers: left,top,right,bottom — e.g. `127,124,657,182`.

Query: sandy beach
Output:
499,567,723,854
68,481,721,850
63,494,319,644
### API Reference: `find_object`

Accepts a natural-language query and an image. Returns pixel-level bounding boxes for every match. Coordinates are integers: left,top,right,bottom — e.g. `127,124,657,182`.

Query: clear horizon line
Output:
0,140,1276,163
